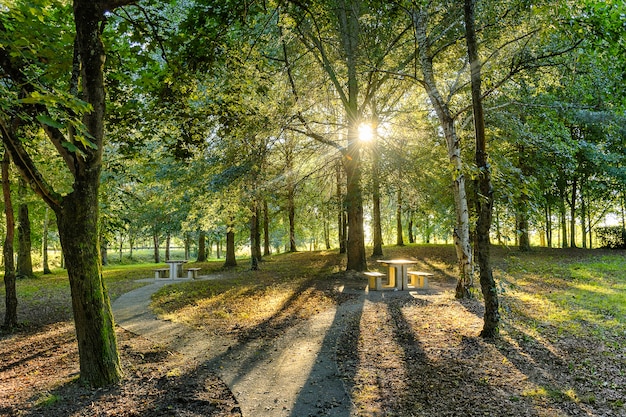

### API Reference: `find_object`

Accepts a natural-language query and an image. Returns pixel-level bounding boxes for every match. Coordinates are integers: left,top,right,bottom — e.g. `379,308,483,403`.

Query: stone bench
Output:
407,271,434,289
364,271,387,291
186,267,201,279
154,268,169,279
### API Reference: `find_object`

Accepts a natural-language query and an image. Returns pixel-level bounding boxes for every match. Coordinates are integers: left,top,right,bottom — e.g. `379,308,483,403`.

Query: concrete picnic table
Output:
165,259,187,279
376,259,419,290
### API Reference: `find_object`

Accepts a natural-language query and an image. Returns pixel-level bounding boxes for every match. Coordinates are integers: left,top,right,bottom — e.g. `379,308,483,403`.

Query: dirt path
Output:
112,276,358,417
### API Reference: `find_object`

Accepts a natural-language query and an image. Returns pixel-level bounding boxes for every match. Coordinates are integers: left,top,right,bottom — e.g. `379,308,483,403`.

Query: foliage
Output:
595,226,626,249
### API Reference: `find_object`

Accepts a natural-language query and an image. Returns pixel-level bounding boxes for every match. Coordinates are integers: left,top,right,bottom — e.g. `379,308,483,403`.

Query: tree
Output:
16,179,34,278
2,150,17,329
0,0,135,386
464,0,498,337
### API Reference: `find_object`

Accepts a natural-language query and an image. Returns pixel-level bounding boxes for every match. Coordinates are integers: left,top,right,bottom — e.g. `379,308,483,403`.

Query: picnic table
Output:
165,260,187,279
376,259,418,290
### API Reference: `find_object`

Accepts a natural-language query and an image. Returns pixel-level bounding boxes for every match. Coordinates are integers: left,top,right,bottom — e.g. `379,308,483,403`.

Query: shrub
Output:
595,226,626,249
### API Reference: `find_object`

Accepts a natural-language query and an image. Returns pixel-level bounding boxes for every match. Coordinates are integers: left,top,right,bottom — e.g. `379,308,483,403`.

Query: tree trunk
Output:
336,162,346,254
570,178,577,248
396,189,404,246
100,238,108,266
165,233,171,261
559,181,568,248
465,0,499,337
197,231,207,262
412,8,473,297
42,207,51,274
184,233,190,260
340,0,367,272
17,179,34,278
2,151,17,329
288,187,297,252
408,211,414,244
263,199,271,256
224,222,237,267
153,232,160,263
55,178,122,386
581,181,587,249
344,136,367,270
545,202,552,248
250,201,260,270
371,122,383,257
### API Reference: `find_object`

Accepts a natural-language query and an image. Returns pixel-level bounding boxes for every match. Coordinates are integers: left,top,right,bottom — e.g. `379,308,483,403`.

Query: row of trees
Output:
1,0,624,386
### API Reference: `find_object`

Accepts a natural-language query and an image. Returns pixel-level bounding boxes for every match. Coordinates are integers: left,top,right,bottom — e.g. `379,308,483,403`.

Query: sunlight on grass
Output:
500,253,625,330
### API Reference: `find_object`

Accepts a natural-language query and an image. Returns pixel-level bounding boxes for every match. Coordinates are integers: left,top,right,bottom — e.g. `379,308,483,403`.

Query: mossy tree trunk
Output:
17,179,34,278
55,175,122,385
0,0,130,386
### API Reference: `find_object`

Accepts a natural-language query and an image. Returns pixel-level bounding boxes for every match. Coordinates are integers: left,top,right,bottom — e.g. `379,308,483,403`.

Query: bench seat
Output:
154,268,169,279
407,270,434,289
364,271,388,291
186,267,201,279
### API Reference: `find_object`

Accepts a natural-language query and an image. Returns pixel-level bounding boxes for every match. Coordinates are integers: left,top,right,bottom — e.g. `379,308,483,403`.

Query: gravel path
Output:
112,276,358,417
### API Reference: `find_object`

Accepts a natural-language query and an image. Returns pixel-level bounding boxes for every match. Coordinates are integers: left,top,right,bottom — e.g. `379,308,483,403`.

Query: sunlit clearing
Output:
358,123,374,142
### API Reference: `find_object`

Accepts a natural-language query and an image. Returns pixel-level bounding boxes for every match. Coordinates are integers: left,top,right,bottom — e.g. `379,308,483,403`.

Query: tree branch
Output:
0,119,63,210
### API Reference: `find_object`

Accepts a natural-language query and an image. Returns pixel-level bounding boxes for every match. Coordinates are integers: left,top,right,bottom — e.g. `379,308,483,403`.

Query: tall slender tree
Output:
2,150,17,329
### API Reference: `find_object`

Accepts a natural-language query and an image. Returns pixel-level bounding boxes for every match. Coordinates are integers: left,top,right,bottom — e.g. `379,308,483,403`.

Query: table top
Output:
376,259,418,265
165,260,188,263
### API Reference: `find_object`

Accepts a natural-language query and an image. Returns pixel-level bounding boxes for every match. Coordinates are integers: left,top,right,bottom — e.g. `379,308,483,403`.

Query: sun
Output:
358,123,374,142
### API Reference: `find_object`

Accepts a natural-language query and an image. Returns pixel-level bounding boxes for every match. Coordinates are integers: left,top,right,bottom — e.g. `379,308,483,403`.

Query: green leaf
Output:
36,114,65,129
61,141,78,152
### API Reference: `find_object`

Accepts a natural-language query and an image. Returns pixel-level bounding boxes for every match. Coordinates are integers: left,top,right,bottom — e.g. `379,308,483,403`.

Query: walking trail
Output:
112,275,365,417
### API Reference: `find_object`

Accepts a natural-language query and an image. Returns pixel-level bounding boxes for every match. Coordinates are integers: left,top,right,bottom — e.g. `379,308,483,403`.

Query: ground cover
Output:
1,246,624,416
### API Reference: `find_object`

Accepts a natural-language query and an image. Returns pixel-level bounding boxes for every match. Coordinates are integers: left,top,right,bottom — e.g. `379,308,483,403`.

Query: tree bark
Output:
396,189,404,246
338,0,366,271
287,186,297,252
224,222,237,267
2,150,17,329
570,178,577,248
42,207,52,274
371,117,383,257
336,162,346,254
17,179,34,278
263,199,271,256
197,231,207,262
153,232,160,263
464,0,499,337
412,8,473,297
250,200,260,270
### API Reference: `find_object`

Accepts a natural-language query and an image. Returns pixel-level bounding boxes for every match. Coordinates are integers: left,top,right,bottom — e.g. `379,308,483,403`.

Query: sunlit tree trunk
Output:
371,112,383,257
412,8,473,297
396,189,404,246
339,0,367,271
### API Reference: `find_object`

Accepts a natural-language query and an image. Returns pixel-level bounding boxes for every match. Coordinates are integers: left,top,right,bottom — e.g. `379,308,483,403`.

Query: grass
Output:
496,249,626,340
